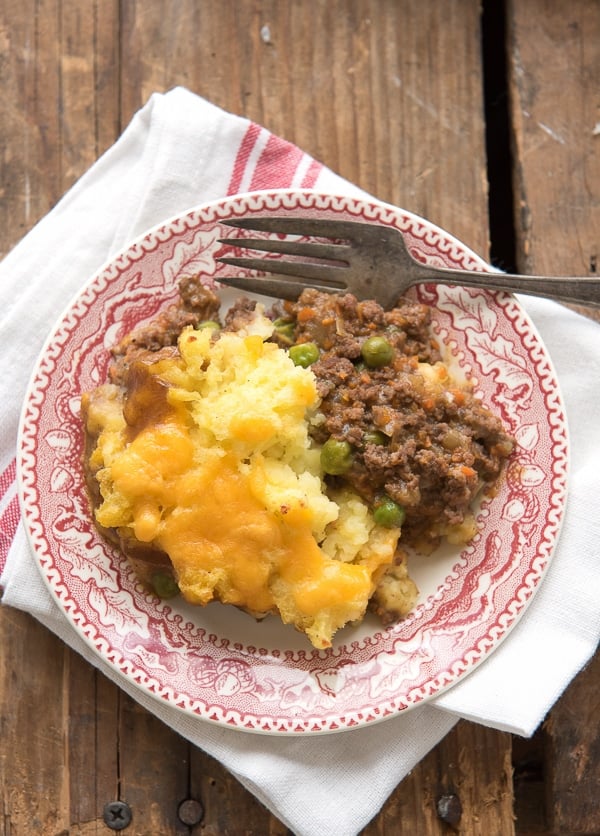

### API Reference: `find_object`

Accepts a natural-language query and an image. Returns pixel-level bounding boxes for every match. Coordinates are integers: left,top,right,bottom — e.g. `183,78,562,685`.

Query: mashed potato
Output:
83,310,413,648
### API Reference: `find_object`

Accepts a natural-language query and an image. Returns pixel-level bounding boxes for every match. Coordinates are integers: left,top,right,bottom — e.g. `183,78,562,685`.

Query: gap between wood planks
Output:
482,0,517,274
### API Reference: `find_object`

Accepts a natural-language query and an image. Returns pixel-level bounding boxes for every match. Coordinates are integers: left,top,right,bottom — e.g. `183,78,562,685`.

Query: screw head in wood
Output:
436,792,462,827
103,800,132,830
178,798,204,826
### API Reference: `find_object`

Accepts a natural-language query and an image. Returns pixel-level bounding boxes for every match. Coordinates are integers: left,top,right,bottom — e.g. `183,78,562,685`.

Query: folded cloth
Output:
1,87,599,836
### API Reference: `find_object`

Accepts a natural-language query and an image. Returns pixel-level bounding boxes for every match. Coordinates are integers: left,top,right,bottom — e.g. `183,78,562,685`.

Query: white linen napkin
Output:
1,87,599,836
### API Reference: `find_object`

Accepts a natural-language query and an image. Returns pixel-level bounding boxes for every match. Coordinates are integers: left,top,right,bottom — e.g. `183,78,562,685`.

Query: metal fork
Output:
216,217,600,309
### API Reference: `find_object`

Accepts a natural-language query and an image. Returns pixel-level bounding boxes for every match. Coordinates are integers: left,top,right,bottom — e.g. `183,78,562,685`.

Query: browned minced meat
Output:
270,289,441,363
109,276,221,385
273,289,514,550
222,295,263,333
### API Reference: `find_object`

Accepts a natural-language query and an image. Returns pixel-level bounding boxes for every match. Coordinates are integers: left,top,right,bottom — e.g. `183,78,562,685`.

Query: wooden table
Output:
1,1,598,833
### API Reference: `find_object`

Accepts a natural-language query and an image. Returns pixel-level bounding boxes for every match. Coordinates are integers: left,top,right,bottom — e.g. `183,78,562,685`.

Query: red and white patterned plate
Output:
18,190,568,734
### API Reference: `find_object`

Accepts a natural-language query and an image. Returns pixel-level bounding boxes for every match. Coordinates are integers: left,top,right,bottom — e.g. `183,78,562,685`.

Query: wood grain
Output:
1,0,597,833
118,0,490,256
509,0,600,279
507,1,600,832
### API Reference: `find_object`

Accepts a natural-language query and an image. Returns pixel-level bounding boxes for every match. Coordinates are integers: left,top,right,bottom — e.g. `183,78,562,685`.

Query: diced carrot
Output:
297,307,316,323
460,465,476,478
450,388,466,406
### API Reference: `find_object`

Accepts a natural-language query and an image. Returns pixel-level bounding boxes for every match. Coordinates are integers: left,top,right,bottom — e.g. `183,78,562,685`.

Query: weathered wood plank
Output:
119,0,490,255
66,654,119,830
0,0,60,256
507,0,600,833
116,693,191,834
545,651,600,834
189,745,291,835
363,722,514,835
0,610,76,834
508,0,600,279
0,2,101,834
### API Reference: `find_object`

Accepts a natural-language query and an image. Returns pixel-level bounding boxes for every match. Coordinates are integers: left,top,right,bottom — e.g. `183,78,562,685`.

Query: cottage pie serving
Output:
81,277,514,649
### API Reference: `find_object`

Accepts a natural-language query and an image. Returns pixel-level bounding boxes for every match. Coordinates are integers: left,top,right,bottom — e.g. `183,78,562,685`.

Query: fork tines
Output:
216,215,355,294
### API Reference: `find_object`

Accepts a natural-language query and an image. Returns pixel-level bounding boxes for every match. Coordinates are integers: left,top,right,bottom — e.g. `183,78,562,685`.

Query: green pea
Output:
289,342,320,368
320,438,353,475
151,572,180,599
272,317,295,345
195,319,220,331
363,430,387,446
373,497,406,528
361,335,394,368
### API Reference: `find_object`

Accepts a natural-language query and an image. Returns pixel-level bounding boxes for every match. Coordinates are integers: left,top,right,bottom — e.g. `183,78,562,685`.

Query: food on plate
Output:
81,276,514,648
273,288,515,554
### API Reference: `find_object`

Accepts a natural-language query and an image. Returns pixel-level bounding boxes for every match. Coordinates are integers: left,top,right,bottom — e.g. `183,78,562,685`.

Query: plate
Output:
18,189,568,734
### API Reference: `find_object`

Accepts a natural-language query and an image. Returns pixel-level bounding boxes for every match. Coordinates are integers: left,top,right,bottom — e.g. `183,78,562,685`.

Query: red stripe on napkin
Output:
0,459,19,575
0,492,20,578
301,158,323,188
0,458,16,497
228,123,263,195
229,123,323,194
249,135,305,190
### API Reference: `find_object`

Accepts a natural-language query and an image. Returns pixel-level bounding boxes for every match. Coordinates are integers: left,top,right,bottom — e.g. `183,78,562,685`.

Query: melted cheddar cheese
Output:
86,317,399,648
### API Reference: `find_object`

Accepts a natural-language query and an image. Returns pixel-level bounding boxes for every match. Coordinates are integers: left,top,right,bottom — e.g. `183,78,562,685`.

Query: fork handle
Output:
423,265,600,308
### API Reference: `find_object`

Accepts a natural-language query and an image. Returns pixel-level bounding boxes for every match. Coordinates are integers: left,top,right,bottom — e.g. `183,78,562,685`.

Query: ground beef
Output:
223,296,263,333
278,288,441,364
109,278,220,385
178,275,220,314
279,289,514,551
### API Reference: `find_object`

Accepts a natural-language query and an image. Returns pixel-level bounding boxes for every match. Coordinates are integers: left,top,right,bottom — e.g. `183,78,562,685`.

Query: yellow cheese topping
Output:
88,316,398,648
